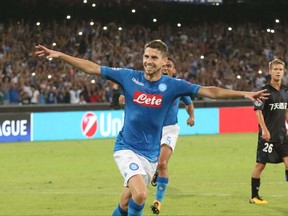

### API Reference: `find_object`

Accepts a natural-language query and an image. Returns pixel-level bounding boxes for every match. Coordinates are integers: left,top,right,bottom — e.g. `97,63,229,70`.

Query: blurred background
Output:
0,0,287,106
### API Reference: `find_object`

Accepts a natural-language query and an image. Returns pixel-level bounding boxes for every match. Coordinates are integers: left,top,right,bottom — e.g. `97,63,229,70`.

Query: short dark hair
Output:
166,57,177,77
144,40,168,57
167,57,175,65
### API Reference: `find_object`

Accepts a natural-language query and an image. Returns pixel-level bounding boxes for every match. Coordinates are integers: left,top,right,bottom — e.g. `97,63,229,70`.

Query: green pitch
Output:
0,133,287,216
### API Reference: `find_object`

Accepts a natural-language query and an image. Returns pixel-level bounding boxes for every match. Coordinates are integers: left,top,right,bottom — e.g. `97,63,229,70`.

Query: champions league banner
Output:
0,107,256,142
32,109,219,142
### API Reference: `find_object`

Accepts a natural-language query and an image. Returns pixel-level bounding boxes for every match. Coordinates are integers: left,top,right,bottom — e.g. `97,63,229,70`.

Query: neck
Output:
270,79,281,90
144,70,162,82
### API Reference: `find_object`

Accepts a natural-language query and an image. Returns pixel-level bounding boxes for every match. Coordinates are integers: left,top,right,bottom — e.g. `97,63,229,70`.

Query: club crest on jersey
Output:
133,91,162,108
158,83,167,92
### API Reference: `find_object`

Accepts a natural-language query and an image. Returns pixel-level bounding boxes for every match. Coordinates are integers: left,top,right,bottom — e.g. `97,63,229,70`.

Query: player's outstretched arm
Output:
34,45,101,75
198,86,269,102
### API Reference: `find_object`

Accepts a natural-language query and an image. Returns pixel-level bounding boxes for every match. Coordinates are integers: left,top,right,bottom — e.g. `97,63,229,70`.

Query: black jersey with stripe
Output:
254,84,288,142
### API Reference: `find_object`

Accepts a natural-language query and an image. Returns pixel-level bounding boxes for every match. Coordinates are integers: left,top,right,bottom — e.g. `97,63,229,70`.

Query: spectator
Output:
20,91,31,105
69,83,82,104
46,85,57,104
9,82,20,104
79,93,87,104
30,85,40,104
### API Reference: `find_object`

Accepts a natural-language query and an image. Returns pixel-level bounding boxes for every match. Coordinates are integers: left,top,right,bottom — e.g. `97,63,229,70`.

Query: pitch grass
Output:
0,133,287,216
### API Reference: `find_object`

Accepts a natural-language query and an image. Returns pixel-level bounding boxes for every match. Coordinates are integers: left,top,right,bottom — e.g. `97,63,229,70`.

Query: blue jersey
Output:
163,96,192,126
101,66,200,162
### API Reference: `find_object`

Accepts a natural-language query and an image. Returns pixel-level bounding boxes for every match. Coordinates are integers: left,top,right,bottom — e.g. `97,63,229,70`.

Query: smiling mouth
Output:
145,66,155,71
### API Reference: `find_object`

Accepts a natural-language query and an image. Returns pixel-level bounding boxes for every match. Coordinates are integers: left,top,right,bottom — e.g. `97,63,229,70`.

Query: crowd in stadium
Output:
0,19,288,106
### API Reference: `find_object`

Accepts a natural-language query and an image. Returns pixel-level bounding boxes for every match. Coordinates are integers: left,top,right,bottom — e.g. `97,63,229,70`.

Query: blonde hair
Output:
269,59,285,69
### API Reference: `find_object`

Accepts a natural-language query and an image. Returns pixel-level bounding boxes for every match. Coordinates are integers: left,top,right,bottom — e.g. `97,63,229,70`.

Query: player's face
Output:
143,48,166,78
161,59,176,77
269,63,285,82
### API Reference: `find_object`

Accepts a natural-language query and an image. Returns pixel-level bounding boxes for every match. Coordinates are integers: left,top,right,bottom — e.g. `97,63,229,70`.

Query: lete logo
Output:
81,112,97,138
133,91,162,108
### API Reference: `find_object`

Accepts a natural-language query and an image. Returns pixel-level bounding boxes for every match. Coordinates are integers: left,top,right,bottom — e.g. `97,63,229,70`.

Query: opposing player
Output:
34,40,268,216
250,59,288,204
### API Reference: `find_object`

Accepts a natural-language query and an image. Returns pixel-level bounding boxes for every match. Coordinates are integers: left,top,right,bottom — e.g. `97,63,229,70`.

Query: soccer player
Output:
250,59,288,205
118,57,195,214
34,40,268,216
150,57,195,214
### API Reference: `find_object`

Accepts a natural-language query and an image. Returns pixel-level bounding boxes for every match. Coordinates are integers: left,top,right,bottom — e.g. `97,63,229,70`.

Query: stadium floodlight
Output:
131,9,136,13
66,15,71,20
177,23,181,27
148,0,223,4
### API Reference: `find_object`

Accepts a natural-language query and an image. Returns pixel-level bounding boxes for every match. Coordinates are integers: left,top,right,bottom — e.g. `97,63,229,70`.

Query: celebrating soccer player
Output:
34,40,268,216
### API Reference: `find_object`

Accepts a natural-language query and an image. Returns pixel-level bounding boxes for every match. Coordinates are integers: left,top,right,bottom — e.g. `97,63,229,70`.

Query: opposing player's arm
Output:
34,45,101,75
185,102,195,127
198,86,269,102
255,110,270,141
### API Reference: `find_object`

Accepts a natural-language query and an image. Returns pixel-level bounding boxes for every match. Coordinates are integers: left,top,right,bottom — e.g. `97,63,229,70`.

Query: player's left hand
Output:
119,95,125,105
187,117,195,127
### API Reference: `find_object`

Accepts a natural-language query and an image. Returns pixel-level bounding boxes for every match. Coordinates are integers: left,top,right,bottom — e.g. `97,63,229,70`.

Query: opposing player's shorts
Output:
113,150,157,187
256,138,288,164
161,125,180,151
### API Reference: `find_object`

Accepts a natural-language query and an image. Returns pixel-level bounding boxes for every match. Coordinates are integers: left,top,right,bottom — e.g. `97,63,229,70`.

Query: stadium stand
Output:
0,0,288,106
